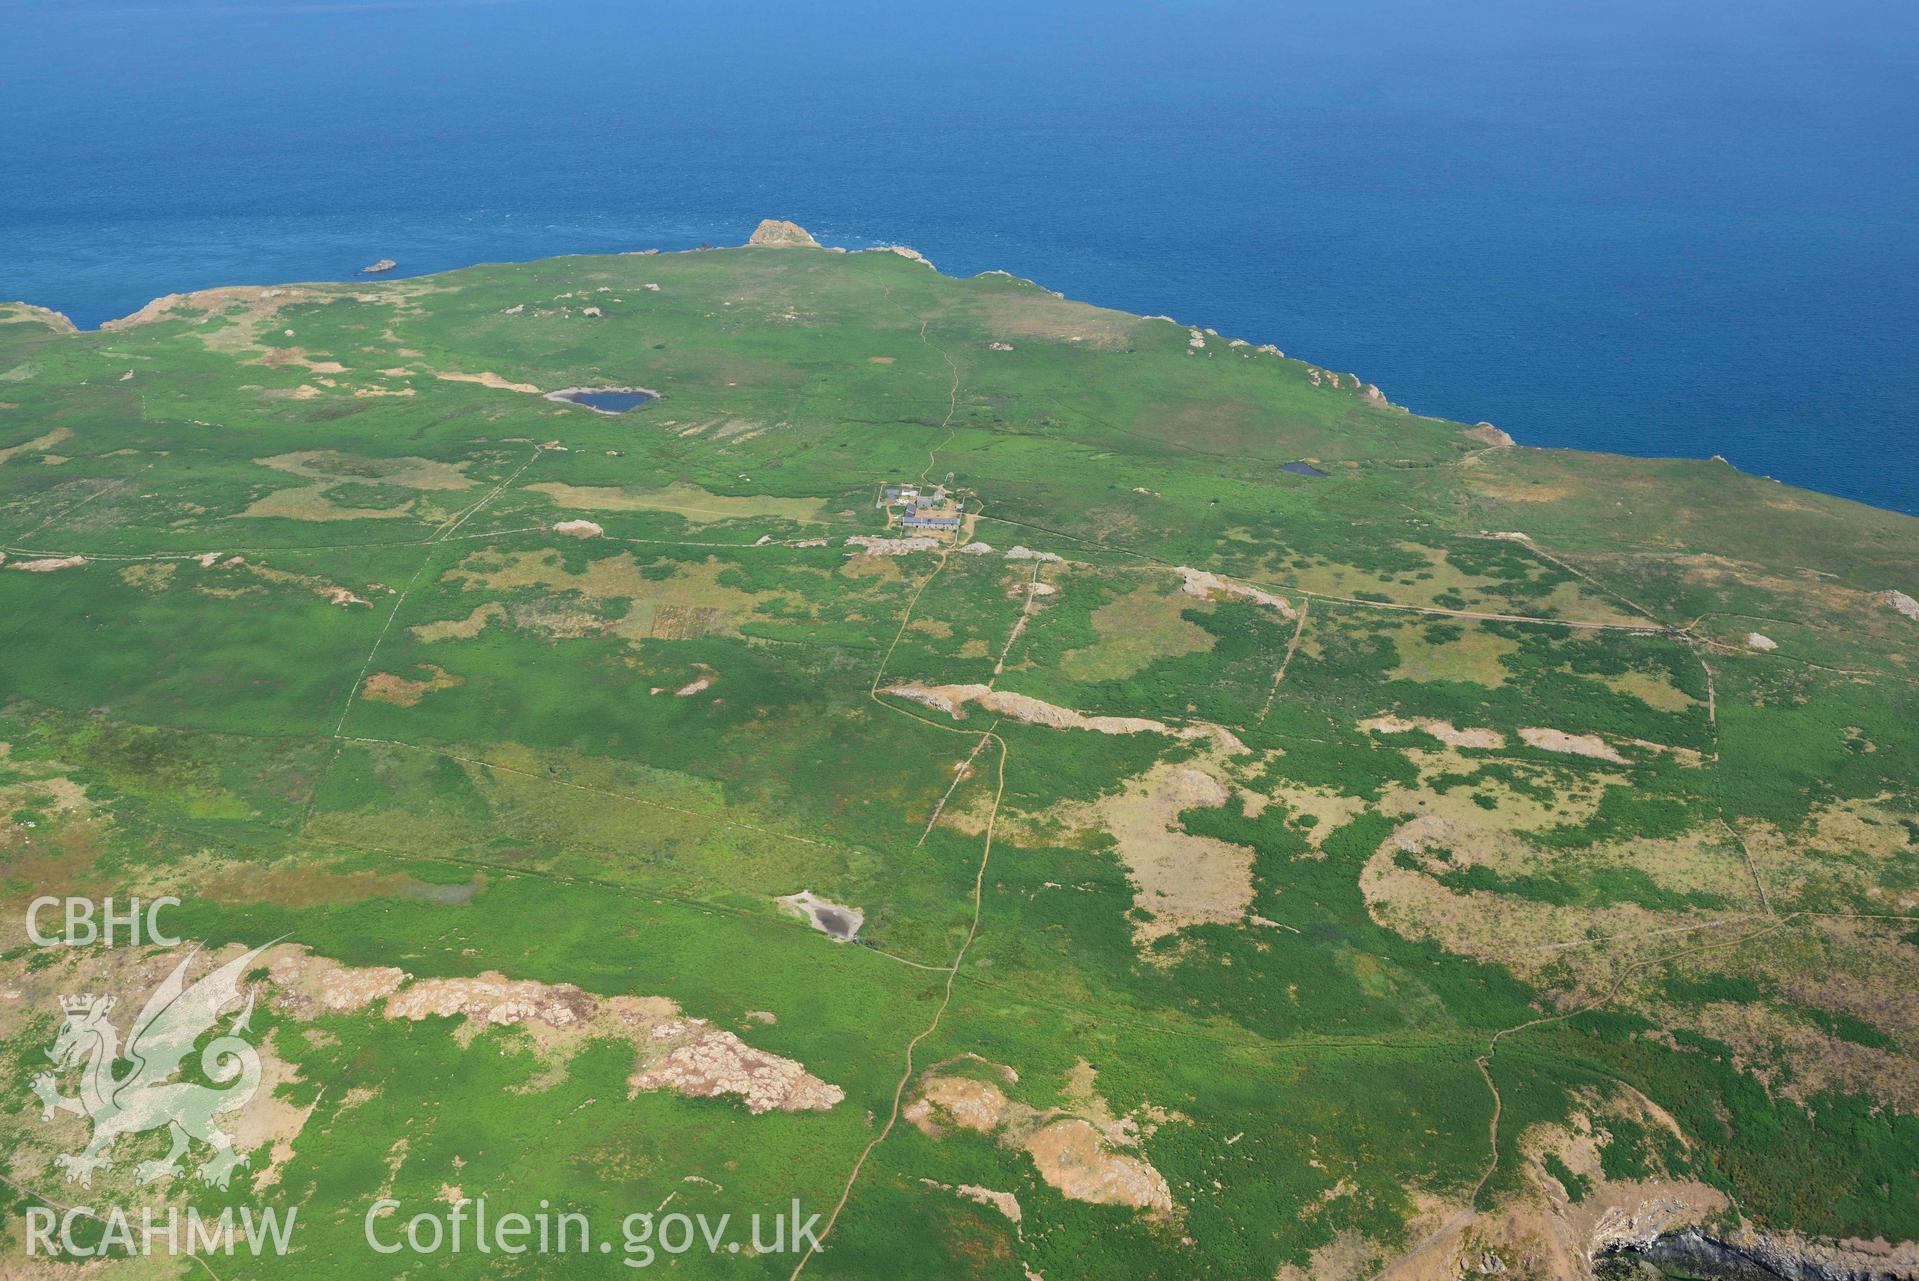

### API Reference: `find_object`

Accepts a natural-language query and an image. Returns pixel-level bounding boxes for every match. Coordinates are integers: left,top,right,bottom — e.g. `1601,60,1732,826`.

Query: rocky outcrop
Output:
1607,1228,1919,1281
845,534,939,555
382,970,843,1115
1174,565,1295,616
100,284,347,331
0,302,77,333
867,245,935,268
359,259,398,274
1463,422,1516,448
747,219,821,248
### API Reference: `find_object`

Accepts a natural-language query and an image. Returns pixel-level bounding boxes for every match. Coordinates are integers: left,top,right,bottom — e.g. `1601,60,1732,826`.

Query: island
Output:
0,223,1914,1281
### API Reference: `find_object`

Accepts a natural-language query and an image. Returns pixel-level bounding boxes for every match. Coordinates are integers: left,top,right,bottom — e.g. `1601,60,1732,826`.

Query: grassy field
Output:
0,235,1915,1279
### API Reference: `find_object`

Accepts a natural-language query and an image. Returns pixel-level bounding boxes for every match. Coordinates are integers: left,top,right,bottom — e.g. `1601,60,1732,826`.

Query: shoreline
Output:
4,228,1916,520
6,226,1454,435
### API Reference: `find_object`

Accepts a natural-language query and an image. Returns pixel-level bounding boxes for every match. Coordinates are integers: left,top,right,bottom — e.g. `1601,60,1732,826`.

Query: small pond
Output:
776,891,864,943
545,387,658,413
1282,461,1329,477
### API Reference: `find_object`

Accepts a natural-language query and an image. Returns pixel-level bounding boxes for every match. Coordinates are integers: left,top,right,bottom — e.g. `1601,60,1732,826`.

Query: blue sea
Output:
3,0,1914,514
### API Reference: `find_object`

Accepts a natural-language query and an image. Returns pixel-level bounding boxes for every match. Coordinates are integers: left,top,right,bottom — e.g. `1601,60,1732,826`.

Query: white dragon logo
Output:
32,941,275,1190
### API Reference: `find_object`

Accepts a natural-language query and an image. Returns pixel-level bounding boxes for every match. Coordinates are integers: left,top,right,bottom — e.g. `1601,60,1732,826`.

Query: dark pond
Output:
1282,461,1329,477
813,909,857,940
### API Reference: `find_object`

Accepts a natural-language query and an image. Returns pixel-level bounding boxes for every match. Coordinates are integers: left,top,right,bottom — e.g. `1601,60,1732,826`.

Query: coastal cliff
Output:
0,301,76,333
1605,1228,1919,1280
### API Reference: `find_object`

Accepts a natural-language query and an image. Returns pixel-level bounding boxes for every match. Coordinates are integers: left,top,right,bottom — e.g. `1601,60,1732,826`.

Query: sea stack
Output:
359,258,398,274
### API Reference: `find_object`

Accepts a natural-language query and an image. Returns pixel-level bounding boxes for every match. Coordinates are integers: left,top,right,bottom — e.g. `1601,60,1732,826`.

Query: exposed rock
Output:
912,1076,1009,1133
1582,1184,1732,1263
870,245,934,268
0,302,77,333
1519,726,1628,762
554,519,604,538
846,534,939,555
630,1026,844,1114
920,1179,1023,1226
1747,632,1779,651
381,969,842,1114
1025,1119,1173,1212
1463,422,1516,448
1612,1226,1919,1281
1880,591,1919,621
359,259,398,275
385,973,602,1029
747,219,821,248
262,945,409,1014
100,283,327,332
1175,566,1295,616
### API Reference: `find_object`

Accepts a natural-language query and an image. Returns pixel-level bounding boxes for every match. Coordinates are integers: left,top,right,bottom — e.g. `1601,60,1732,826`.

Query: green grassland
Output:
0,236,1915,1280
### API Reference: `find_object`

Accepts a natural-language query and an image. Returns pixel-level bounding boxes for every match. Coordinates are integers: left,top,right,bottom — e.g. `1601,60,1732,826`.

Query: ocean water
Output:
3,0,1914,514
